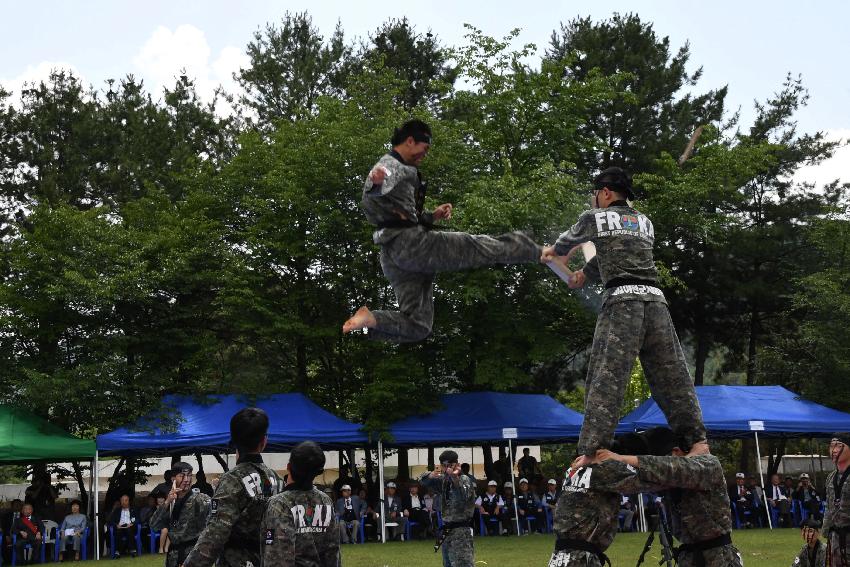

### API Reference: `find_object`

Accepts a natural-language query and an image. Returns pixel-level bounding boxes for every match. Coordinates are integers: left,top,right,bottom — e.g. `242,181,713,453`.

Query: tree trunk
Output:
397,448,409,481
364,448,375,501
213,454,230,472
694,331,710,386
482,444,495,480
427,447,435,470
746,306,760,385
71,461,88,510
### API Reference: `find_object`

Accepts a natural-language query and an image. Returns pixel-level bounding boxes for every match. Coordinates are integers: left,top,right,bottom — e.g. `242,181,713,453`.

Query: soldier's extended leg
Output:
442,528,474,567
638,302,706,449
367,227,540,343
577,301,646,456
547,550,604,567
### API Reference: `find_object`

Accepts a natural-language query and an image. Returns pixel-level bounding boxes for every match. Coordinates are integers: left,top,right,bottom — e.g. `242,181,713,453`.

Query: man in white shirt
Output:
475,481,503,536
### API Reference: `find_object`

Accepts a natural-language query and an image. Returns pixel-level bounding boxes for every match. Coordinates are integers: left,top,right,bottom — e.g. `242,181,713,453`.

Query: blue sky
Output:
2,0,847,182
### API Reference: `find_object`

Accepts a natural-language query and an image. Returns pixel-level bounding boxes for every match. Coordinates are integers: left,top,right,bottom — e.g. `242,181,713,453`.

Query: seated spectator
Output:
403,484,430,539
423,487,439,533
334,485,362,544
13,503,42,565
138,495,156,527
149,470,174,499
2,498,23,561
541,479,559,510
767,473,793,528
516,478,543,532
460,463,477,483
517,448,542,484
729,472,755,528
59,500,87,561
359,488,379,542
154,496,170,553
107,494,138,558
500,482,517,535
475,480,503,536
191,471,214,497
383,482,407,541
794,473,822,521
619,495,635,532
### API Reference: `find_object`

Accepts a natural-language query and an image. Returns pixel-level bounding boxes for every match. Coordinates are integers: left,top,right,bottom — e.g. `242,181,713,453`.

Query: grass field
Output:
95,528,805,566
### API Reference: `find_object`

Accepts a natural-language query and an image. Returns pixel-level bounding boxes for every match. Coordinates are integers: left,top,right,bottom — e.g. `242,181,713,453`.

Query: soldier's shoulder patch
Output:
210,499,219,515
626,464,637,473
264,529,274,545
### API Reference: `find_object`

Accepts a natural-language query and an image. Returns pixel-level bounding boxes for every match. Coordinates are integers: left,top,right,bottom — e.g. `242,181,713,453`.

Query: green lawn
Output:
93,528,805,566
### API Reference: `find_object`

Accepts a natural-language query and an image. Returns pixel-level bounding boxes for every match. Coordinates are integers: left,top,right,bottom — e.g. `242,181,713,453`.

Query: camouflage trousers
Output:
370,226,541,343
578,299,706,456
441,527,474,567
676,544,743,567
547,550,604,567
829,531,849,567
216,546,261,567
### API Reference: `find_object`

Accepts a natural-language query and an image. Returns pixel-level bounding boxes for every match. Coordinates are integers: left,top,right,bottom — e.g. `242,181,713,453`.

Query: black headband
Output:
411,131,431,145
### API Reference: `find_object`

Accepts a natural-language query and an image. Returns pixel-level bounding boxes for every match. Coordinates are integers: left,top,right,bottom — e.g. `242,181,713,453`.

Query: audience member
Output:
516,478,543,532
619,495,635,532
149,471,174,499
500,481,517,535
767,473,793,528
475,480,503,536
729,472,755,528
382,482,407,541
517,448,542,484
359,489,379,542
107,494,138,558
59,500,87,561
403,484,430,539
13,503,42,565
2,499,23,555
542,479,559,510
191,471,214,497
460,463,477,483
335,485,363,544
138,495,156,527
794,473,822,521
154,496,170,554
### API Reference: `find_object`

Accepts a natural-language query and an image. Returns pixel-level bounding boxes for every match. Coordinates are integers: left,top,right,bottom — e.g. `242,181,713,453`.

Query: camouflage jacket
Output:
262,486,339,567
824,467,850,533
183,455,283,567
361,152,432,236
792,541,827,567
637,454,733,543
149,490,211,545
418,471,476,524
553,461,660,551
554,203,664,305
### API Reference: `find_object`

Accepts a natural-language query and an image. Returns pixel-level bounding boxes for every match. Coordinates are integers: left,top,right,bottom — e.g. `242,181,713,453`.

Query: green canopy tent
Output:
0,405,95,462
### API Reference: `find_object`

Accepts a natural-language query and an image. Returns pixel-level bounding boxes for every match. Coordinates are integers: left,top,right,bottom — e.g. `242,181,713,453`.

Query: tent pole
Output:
94,451,100,560
637,493,647,532
507,439,520,536
809,438,817,480
377,441,386,544
754,431,772,529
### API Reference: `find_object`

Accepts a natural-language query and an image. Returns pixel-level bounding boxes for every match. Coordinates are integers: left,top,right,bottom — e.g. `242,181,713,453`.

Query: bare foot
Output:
342,306,377,334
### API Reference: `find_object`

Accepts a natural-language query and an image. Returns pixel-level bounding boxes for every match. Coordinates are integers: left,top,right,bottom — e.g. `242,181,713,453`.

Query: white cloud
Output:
793,129,850,187
1,61,86,100
132,24,247,113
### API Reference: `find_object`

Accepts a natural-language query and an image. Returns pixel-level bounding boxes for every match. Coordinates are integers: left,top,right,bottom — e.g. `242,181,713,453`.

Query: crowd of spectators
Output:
729,471,824,529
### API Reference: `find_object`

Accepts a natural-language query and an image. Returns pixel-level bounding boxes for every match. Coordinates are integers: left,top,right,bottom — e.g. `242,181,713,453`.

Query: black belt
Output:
605,277,659,290
674,533,732,567
554,538,611,567
225,535,261,551
375,218,434,231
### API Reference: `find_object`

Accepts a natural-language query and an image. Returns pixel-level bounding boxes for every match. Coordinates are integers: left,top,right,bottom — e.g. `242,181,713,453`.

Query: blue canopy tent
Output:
617,385,850,529
94,394,367,557
379,392,583,538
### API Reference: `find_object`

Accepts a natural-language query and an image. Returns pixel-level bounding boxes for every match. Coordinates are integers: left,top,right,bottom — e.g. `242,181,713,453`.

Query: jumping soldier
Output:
149,462,211,567
183,408,283,567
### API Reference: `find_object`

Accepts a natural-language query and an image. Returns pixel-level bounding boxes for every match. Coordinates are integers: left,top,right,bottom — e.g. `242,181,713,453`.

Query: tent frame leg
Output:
754,431,772,529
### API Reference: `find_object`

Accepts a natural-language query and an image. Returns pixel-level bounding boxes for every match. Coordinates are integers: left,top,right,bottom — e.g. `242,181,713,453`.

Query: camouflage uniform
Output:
262,487,339,567
361,151,541,343
184,455,283,567
554,203,706,456
637,455,742,567
823,467,850,567
419,471,477,567
149,489,212,567
792,541,826,567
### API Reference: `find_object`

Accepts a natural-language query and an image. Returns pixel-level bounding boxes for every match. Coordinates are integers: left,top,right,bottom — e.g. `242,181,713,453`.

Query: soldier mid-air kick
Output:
540,166,707,465
149,462,211,567
183,408,283,567
342,119,542,343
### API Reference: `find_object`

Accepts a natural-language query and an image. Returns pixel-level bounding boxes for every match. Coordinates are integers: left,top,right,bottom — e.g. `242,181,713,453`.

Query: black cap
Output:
803,517,822,530
831,433,850,446
171,462,194,475
593,167,634,200
438,450,459,464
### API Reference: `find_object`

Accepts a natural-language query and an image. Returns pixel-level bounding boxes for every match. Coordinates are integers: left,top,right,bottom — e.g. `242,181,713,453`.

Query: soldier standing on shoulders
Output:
183,408,283,567
263,441,339,567
824,433,850,567
419,450,477,567
149,462,211,567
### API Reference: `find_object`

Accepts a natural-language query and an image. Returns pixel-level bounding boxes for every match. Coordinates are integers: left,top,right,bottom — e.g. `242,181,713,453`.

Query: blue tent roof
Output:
617,385,850,438
388,392,583,446
97,394,367,456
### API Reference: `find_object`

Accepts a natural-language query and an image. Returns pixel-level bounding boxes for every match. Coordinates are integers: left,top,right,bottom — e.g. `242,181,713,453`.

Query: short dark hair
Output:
70,499,81,507
391,119,432,146
289,441,325,484
593,166,634,199
230,407,269,453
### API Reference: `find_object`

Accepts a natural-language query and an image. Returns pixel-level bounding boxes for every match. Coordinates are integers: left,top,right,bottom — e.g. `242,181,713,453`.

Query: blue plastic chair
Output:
54,524,89,562
404,520,420,541
11,533,46,566
108,524,142,558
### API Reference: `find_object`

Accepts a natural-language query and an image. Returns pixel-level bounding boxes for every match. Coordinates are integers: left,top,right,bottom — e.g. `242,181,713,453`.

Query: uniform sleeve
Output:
458,475,476,503
194,494,212,528
418,471,441,491
636,456,720,491
554,212,596,255
183,473,246,567
263,499,293,567
582,256,601,283
148,503,170,533
594,461,666,495
363,158,406,198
